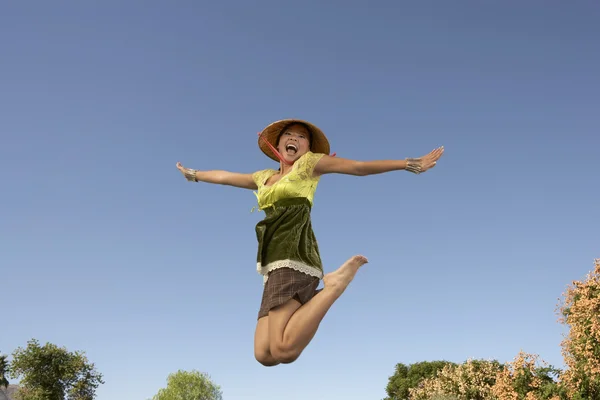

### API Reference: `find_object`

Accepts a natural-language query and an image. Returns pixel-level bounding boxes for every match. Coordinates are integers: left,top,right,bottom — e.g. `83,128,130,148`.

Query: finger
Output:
425,151,438,160
423,153,439,162
430,148,443,160
426,148,441,158
430,152,442,161
432,147,443,156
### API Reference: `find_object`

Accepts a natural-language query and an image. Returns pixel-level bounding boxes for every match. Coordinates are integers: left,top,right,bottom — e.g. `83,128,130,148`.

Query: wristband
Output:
405,158,423,174
183,168,198,182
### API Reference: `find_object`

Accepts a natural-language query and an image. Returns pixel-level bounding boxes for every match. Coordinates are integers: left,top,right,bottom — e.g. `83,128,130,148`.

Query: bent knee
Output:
270,343,301,364
255,349,279,367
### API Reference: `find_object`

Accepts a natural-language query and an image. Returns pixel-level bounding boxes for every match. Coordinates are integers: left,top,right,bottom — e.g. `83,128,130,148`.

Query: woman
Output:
176,118,443,366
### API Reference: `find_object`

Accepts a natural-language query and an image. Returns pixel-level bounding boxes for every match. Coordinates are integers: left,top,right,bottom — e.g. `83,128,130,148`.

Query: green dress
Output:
252,151,326,285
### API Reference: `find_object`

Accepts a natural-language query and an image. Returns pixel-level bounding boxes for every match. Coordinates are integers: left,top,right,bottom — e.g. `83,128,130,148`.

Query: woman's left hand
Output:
406,146,444,174
176,161,197,181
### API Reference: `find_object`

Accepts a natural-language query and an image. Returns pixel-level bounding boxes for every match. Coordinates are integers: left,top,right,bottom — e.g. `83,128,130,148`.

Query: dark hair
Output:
276,122,313,149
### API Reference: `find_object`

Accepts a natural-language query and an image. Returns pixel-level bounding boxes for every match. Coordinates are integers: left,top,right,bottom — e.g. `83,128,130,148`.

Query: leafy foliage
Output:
385,360,456,400
409,358,504,400
429,395,460,400
557,258,600,399
491,351,565,400
0,352,9,389
402,354,564,400
151,370,223,400
8,339,104,400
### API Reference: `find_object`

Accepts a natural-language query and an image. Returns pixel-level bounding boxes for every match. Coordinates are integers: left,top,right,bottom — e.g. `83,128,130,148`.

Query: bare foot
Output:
323,255,369,298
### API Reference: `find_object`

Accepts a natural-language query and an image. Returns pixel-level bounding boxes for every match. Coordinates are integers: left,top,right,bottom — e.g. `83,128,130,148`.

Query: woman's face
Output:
277,124,311,163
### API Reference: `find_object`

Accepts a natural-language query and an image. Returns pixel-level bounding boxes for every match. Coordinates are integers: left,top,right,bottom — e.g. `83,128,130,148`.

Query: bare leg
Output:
267,255,368,363
254,317,280,366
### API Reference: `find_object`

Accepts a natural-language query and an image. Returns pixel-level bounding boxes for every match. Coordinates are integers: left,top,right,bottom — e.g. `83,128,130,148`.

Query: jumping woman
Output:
176,119,444,366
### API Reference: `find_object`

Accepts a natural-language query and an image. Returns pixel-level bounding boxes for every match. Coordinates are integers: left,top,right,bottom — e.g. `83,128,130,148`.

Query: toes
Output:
353,255,369,264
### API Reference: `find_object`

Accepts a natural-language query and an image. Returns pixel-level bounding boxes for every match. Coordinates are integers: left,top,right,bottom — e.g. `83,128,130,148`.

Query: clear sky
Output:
1,1,598,399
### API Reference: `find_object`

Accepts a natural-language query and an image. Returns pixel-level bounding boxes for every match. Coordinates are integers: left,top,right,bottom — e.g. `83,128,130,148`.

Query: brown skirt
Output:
258,267,321,319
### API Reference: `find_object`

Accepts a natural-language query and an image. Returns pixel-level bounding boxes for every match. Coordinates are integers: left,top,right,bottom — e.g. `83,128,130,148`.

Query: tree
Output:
0,352,9,389
409,358,504,400
8,339,104,400
384,360,456,400
152,370,223,400
491,351,565,400
557,258,600,400
403,355,564,400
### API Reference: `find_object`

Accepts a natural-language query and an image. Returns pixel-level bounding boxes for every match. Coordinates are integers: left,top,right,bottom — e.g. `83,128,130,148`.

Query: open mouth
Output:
285,143,298,155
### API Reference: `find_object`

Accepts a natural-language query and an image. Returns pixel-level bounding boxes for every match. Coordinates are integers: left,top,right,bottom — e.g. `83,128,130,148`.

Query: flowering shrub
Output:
491,351,564,400
407,353,563,400
385,361,456,400
408,359,503,400
556,258,600,399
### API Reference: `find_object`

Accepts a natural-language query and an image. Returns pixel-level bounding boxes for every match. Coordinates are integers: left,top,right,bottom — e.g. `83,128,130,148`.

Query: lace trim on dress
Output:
257,259,323,285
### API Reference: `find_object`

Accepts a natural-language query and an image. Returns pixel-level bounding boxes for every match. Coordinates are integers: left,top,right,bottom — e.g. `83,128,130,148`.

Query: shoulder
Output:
296,151,325,170
291,152,326,180
302,151,325,162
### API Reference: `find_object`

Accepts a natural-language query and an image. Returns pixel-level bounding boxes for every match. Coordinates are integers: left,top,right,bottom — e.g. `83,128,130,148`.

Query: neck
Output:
279,162,294,174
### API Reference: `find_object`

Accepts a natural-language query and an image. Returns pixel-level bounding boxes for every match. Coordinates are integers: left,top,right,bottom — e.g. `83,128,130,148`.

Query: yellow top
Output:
252,151,325,211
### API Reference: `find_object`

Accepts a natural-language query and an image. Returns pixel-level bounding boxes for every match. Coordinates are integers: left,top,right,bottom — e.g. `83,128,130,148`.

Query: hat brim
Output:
258,119,330,162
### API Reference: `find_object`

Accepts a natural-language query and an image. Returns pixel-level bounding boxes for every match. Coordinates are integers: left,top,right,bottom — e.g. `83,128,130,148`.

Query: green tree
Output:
384,360,456,400
8,339,104,400
152,370,223,400
0,352,9,389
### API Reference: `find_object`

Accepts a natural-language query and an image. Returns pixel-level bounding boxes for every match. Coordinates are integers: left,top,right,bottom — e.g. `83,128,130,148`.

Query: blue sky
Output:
1,1,598,399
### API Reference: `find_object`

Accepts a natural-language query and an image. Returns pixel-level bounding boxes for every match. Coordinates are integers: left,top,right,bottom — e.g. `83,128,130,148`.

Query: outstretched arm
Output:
176,162,258,190
313,146,444,177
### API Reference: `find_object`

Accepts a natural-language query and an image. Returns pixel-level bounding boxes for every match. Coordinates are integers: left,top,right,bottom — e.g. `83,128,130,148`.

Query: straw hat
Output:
258,119,331,162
